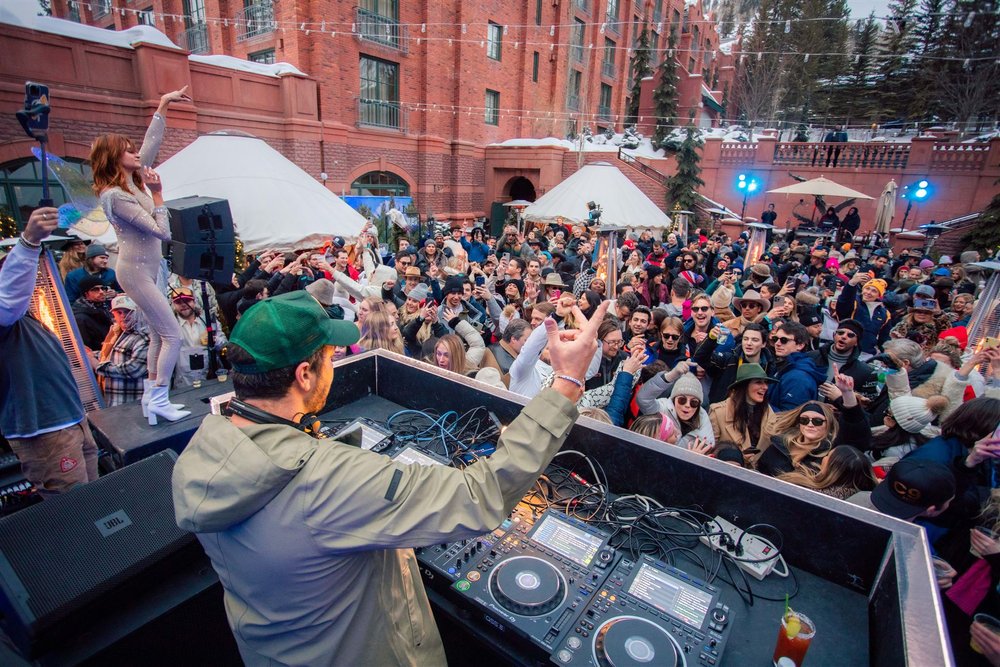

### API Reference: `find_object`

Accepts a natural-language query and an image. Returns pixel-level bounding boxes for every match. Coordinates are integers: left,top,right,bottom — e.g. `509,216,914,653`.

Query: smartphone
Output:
17,82,50,138
982,337,1000,350
552,289,561,299
475,275,485,287
502,252,511,262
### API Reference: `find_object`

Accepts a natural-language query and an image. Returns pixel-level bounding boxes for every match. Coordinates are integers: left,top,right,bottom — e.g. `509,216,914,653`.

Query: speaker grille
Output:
0,451,192,621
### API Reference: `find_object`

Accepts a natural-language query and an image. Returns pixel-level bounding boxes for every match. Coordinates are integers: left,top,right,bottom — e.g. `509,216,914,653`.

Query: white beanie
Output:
371,264,397,287
670,373,704,402
474,367,506,390
889,395,948,434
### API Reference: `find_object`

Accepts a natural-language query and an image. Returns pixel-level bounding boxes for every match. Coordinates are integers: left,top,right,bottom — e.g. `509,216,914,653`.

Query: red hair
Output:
90,133,143,195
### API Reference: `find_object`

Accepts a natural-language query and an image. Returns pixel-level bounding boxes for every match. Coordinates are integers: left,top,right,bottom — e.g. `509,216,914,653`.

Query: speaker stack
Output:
164,196,235,283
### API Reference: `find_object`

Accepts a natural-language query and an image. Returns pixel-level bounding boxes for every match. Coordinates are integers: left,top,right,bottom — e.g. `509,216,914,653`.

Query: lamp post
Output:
737,173,759,221
919,222,947,256
900,179,931,230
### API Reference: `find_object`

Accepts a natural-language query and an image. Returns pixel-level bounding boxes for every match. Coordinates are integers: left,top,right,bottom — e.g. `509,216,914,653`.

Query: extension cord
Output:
700,515,779,580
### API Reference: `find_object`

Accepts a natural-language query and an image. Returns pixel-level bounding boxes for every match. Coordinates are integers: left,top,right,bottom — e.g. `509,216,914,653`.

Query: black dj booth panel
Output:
81,350,951,667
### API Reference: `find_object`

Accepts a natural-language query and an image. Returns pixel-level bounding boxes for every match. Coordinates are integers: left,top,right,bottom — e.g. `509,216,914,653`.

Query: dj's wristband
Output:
554,374,585,390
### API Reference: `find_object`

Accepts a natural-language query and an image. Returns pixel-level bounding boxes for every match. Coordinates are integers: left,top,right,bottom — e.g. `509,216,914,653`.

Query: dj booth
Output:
5,351,952,666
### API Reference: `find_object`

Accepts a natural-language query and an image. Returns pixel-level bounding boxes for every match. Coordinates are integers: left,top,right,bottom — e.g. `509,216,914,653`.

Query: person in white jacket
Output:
636,361,716,448
508,313,601,398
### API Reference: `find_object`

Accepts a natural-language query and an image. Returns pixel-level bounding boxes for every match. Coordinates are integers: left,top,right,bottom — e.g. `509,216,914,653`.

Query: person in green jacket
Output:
172,290,607,666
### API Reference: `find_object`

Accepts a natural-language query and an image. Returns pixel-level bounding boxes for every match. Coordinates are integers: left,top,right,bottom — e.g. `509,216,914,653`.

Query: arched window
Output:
350,170,409,197
0,158,91,234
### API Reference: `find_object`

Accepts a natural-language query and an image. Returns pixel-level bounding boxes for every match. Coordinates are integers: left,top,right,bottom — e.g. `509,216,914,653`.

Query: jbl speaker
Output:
0,451,201,658
169,241,235,282
165,196,235,244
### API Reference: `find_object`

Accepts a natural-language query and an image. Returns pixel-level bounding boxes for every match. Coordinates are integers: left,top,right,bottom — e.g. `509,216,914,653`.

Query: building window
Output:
487,22,502,61
238,0,276,42
654,0,663,22
68,1,80,22
92,0,111,19
249,48,276,64
351,171,409,196
183,0,206,27
650,31,660,67
571,18,585,62
137,6,155,26
0,159,85,230
606,0,619,23
688,57,695,72
532,51,539,82
602,38,615,78
358,0,403,50
598,83,612,119
535,0,542,25
574,0,589,14
485,90,500,125
567,70,581,110
359,56,402,130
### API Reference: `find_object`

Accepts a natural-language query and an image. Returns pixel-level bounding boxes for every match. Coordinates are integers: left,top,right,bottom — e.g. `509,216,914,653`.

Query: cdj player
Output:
550,555,733,667
451,510,618,653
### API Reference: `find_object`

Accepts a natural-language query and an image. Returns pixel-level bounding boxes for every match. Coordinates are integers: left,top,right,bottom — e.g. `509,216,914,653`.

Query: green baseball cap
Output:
230,291,359,373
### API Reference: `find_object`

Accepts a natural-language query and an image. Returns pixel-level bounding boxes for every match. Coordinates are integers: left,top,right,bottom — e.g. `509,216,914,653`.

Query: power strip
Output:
700,515,781,580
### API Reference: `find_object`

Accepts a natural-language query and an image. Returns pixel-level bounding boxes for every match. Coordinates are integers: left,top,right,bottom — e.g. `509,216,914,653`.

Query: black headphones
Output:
226,398,330,439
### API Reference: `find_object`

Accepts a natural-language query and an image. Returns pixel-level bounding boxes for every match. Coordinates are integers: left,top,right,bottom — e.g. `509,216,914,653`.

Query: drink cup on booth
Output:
773,610,814,666
217,370,229,383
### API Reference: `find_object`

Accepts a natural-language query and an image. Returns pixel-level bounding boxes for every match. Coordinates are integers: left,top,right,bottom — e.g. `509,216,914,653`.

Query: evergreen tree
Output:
826,13,880,123
652,36,679,150
625,26,652,127
873,0,920,122
934,0,1000,133
908,0,950,121
666,126,705,212
962,180,1000,255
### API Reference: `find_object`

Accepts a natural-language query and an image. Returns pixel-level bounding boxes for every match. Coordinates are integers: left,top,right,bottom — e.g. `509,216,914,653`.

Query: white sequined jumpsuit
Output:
99,113,180,385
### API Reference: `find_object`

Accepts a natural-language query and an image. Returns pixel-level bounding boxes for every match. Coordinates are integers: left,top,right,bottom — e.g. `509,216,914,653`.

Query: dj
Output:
172,291,607,665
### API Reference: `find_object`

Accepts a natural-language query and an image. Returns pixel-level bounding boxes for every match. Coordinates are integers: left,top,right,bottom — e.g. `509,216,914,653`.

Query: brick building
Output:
36,0,732,222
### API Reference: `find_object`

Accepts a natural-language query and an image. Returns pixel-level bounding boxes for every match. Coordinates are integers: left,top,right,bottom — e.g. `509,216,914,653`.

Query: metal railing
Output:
772,142,910,169
602,61,615,78
92,0,111,18
236,1,276,42
617,148,670,187
177,24,209,54
355,7,408,53
357,98,406,132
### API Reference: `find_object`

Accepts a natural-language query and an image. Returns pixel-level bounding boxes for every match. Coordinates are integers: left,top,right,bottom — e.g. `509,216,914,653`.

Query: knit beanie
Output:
864,279,887,297
711,284,734,310
670,373,704,403
890,395,948,434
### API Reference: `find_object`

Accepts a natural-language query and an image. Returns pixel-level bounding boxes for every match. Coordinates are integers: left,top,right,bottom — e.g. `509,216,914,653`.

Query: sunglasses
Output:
661,333,681,341
798,416,827,427
834,329,858,338
691,306,711,313
741,302,761,309
675,396,701,408
770,335,794,345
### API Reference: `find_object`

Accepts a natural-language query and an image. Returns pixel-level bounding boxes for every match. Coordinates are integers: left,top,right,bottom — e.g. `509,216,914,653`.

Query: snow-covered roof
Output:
489,137,574,149
1,0,304,78
701,85,720,104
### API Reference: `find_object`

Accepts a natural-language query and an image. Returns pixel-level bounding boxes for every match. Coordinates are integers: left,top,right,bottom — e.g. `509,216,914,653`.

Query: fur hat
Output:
889,395,948,435
751,263,771,278
669,373,704,403
795,290,820,306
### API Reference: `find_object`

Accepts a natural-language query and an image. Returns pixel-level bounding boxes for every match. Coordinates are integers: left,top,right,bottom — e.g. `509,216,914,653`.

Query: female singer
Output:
91,86,191,424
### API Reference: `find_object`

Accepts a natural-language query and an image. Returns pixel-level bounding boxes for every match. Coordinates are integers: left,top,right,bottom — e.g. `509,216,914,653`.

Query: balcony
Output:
177,24,209,54
355,7,408,53
236,1,276,42
357,98,407,132
602,61,615,78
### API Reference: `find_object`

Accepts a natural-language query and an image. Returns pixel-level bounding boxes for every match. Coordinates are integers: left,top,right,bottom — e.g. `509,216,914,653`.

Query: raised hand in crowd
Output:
686,437,714,457
22,205,60,244
156,85,191,115
621,346,646,375
545,300,610,402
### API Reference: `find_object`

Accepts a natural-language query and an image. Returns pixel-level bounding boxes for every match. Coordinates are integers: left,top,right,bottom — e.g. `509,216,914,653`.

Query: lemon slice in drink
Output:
785,613,802,639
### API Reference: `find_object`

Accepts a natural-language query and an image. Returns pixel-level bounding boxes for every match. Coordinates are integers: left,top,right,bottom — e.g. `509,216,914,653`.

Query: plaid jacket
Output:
96,329,149,407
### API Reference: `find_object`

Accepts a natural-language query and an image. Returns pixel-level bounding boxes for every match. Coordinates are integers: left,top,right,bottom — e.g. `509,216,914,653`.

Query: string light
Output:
56,2,1000,64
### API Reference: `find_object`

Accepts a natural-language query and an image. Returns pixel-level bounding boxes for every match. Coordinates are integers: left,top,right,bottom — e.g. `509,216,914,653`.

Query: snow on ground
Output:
1,0,304,78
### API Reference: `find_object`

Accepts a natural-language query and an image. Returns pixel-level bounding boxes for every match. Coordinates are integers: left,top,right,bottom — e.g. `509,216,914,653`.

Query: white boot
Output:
141,379,185,417
147,384,191,426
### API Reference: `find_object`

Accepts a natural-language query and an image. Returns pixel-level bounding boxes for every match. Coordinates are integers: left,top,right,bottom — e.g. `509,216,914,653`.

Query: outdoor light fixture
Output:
966,262,1000,372
744,221,772,267
737,173,759,221
900,178,932,229
672,210,693,243
593,221,625,294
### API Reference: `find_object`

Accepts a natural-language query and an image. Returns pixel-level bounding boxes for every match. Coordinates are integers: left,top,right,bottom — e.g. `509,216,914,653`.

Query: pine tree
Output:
625,26,652,127
826,13,880,123
873,0,920,123
666,127,705,212
962,180,1000,255
652,36,679,150
934,0,1000,133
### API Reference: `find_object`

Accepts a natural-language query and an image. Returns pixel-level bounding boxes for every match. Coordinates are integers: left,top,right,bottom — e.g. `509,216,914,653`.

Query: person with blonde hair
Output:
357,311,404,355
754,367,872,476
432,334,473,375
777,446,877,500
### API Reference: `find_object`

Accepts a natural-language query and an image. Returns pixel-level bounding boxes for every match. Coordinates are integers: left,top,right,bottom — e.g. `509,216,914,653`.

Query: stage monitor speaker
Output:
165,196,235,244
169,241,235,283
0,450,201,659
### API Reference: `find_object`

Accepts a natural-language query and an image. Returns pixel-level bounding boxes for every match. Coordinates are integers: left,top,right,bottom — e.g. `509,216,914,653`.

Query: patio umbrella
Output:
767,176,874,200
874,179,897,235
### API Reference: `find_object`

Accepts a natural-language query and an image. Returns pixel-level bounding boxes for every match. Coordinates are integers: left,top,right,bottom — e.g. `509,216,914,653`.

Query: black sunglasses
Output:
661,333,681,341
770,335,794,345
675,396,701,408
834,329,858,339
691,306,711,313
798,416,827,427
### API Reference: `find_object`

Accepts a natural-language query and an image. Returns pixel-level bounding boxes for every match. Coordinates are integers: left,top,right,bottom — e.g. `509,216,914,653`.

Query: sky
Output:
846,0,892,19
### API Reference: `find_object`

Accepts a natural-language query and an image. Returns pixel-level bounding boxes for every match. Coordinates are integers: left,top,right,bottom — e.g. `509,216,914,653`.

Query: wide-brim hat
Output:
543,273,567,288
728,363,776,391
735,290,770,312
404,266,422,279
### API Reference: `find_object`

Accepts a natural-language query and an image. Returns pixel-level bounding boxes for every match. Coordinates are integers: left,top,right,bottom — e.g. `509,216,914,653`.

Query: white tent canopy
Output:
522,162,671,229
154,132,366,252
